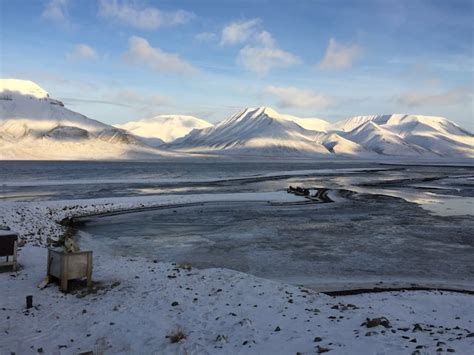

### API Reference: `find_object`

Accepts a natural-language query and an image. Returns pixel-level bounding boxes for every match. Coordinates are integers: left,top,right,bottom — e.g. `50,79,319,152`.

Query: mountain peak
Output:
235,106,281,120
0,79,49,99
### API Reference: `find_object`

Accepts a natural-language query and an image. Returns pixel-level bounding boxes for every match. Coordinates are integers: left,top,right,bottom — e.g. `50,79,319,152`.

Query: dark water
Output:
79,196,474,288
0,160,381,201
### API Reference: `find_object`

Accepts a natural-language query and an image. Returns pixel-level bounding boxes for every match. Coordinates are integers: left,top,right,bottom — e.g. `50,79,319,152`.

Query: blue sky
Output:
1,0,473,128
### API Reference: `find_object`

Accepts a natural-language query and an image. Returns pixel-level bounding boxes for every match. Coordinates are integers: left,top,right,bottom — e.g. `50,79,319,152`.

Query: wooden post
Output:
26,295,33,309
86,252,92,289
12,240,17,271
61,252,68,292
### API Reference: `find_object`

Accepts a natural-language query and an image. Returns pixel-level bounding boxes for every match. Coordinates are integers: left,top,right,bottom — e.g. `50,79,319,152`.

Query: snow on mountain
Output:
169,107,474,158
289,117,330,132
115,114,213,145
332,114,474,157
0,79,168,160
315,132,369,155
0,79,50,99
341,121,429,156
1,79,472,160
169,107,332,156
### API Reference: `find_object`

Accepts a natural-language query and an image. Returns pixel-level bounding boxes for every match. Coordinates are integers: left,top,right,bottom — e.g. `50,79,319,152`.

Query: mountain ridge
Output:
1,80,472,160
0,79,170,160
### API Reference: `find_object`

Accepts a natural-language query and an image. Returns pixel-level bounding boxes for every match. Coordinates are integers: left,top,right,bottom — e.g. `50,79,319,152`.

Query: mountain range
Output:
1,79,472,160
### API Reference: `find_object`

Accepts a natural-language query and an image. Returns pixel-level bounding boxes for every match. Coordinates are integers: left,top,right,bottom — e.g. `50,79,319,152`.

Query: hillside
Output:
0,79,167,160
169,107,332,156
115,114,213,145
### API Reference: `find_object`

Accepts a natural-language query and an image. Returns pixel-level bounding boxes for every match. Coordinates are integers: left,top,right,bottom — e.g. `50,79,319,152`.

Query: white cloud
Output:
124,36,198,75
195,32,217,42
319,38,362,70
396,87,471,107
42,0,69,23
220,19,299,74
99,0,194,29
68,44,98,61
264,86,332,109
220,18,260,45
237,31,300,75
238,46,300,75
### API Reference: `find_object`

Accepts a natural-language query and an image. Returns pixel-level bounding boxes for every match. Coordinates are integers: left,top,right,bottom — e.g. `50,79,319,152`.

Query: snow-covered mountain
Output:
115,114,213,146
334,114,474,157
1,79,472,160
169,108,473,158
0,79,167,160
169,107,333,156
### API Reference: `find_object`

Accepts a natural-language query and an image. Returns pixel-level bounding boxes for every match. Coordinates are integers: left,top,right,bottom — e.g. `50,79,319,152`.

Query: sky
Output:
0,0,473,128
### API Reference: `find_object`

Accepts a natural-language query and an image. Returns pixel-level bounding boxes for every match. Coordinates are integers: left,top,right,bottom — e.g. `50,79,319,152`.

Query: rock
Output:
363,317,391,328
365,331,378,336
409,338,417,343
466,333,474,337
316,345,331,353
314,337,323,342
447,349,455,353
413,323,424,332
171,301,179,307
274,326,281,332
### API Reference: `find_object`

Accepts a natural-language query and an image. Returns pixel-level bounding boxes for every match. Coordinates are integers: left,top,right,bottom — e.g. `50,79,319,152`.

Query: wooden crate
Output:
0,231,18,271
47,249,92,292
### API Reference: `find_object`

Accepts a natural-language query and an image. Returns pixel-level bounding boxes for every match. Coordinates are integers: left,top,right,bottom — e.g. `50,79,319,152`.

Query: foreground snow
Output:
1,245,473,354
1,191,473,354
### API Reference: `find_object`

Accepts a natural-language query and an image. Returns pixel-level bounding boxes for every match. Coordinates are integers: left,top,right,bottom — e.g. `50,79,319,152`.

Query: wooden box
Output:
47,248,92,292
0,231,18,271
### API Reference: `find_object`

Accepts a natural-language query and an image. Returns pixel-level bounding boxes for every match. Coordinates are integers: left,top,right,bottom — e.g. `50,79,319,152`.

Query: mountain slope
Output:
115,115,213,145
170,107,473,158
341,121,429,156
169,107,331,156
0,79,167,160
332,114,474,157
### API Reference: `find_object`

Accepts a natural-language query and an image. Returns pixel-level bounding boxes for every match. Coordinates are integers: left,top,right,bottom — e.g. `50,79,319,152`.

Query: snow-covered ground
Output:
1,189,473,354
2,244,473,354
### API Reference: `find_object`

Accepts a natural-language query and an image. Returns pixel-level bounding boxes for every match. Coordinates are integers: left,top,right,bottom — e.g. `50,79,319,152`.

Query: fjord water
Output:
2,160,473,289
0,160,379,201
